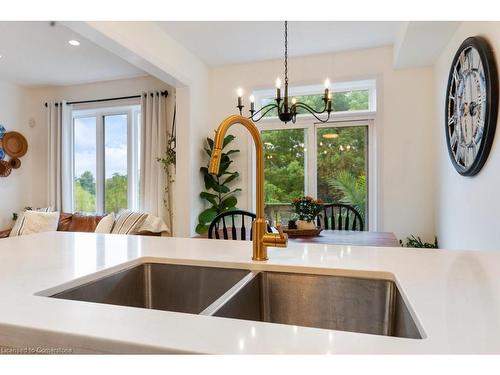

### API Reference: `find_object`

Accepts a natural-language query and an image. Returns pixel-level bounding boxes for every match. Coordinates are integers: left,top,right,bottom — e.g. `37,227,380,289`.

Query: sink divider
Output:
199,271,260,316
144,263,153,309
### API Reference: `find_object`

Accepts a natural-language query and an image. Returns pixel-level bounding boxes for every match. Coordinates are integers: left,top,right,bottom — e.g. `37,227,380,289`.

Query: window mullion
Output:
126,110,134,210
96,114,105,214
306,124,316,198
70,117,76,213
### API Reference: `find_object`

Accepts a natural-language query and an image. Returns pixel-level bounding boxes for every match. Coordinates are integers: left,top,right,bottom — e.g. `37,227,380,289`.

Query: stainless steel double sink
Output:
50,263,422,339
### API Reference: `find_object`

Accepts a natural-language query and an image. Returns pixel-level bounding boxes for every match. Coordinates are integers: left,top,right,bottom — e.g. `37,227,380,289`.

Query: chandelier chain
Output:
238,20,332,124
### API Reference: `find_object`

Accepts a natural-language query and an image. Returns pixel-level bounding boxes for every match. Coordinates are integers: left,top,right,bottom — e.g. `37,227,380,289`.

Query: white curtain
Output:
47,101,72,212
140,91,174,235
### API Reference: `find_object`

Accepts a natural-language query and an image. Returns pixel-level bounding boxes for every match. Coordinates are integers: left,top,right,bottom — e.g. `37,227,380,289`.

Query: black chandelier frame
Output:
236,21,333,124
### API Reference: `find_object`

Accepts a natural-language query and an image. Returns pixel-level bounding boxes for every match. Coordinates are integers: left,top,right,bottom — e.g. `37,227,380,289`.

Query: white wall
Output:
21,75,172,212
434,22,500,250
0,81,29,228
208,46,436,241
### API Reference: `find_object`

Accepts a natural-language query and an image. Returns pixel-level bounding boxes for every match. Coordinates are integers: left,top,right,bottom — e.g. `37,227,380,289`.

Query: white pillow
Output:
10,207,52,237
136,214,169,234
111,210,148,235
94,213,115,234
13,211,60,236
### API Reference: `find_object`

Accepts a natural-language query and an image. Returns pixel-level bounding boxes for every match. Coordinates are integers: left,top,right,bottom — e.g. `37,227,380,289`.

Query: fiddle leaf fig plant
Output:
196,134,241,235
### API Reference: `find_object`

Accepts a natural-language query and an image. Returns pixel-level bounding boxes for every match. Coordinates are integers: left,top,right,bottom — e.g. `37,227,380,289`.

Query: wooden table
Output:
287,230,400,247
195,229,400,248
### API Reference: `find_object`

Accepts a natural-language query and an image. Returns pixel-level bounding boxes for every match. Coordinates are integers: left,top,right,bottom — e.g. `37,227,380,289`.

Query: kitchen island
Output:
0,231,499,354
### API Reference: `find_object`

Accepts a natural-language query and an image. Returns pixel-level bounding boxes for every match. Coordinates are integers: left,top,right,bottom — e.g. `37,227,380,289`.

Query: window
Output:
256,79,376,119
263,128,306,202
255,80,376,230
316,125,368,220
72,104,141,214
74,116,97,213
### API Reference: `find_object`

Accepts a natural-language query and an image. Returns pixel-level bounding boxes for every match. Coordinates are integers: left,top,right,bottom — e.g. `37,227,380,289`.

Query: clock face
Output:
446,37,498,176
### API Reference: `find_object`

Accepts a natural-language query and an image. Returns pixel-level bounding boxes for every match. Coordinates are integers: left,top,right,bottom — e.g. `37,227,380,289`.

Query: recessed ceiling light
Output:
322,133,338,139
68,40,80,46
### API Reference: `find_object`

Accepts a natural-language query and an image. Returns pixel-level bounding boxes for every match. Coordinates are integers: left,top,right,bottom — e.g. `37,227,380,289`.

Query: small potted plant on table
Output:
290,196,323,231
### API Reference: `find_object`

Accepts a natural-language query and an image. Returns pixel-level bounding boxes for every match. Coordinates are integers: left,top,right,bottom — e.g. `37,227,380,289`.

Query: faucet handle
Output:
275,224,288,245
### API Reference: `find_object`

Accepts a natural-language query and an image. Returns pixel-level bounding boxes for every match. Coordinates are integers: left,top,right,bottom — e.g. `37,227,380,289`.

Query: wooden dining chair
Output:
208,210,257,240
316,203,364,231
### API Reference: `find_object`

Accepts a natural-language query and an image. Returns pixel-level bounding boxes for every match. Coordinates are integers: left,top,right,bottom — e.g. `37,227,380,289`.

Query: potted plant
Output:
399,235,438,249
195,134,241,235
291,196,323,230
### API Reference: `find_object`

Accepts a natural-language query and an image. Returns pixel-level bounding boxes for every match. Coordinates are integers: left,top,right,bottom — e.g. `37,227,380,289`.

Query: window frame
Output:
252,79,377,122
248,80,379,230
70,103,141,215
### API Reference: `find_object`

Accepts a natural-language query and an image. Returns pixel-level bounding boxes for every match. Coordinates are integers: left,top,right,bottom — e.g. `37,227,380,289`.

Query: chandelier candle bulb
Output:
324,79,330,100
236,88,243,112
250,95,255,111
276,78,281,100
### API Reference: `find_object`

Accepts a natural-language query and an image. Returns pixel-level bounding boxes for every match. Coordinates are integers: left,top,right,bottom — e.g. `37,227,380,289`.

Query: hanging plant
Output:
157,104,176,229
158,135,176,171
195,134,240,235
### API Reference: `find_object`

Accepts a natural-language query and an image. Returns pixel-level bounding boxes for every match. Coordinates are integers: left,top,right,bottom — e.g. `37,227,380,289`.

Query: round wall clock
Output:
445,36,499,176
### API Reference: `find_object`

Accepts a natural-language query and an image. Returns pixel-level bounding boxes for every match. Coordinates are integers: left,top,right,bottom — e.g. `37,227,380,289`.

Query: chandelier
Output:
236,21,333,124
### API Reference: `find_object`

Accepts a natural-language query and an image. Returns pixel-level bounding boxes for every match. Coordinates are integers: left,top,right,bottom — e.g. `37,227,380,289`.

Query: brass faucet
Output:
209,115,288,261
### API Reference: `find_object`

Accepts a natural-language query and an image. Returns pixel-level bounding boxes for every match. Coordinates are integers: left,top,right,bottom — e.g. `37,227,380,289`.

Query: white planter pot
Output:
296,220,316,230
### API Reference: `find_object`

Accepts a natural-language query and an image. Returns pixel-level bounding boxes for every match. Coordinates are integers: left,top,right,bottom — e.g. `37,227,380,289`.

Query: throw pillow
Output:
13,211,60,236
111,210,148,235
94,213,115,234
10,207,52,237
136,214,170,235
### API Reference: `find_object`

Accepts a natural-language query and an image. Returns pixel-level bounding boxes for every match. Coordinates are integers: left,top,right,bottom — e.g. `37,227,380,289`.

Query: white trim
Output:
305,124,314,197
65,104,75,212
367,118,377,232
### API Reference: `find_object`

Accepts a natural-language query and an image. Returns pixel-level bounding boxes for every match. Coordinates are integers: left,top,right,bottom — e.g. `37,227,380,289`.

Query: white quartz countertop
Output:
0,231,499,354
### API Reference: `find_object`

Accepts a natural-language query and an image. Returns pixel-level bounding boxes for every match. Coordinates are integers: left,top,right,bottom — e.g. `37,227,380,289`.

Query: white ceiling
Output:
393,21,461,68
157,21,405,66
0,22,146,86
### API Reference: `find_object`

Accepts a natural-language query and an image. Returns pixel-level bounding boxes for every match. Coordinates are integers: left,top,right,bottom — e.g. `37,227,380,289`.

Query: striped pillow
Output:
10,207,52,237
111,211,148,235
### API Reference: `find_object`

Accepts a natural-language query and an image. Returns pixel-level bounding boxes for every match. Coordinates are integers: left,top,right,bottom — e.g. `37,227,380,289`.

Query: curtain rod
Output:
44,90,168,107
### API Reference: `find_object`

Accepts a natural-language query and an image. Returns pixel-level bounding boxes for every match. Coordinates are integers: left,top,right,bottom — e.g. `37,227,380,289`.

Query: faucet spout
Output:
209,115,288,261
